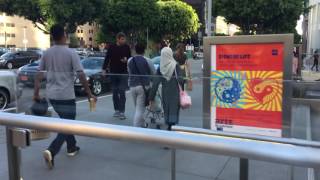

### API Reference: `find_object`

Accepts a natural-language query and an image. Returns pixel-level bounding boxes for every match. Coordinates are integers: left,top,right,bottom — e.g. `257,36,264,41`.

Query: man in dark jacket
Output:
103,32,131,120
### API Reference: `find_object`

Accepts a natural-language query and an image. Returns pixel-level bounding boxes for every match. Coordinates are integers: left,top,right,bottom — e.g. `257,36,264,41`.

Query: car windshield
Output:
0,52,14,58
81,58,103,70
29,60,40,66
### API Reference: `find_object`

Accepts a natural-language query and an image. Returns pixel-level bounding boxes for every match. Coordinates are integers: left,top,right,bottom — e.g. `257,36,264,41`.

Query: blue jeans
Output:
111,75,128,113
48,99,77,156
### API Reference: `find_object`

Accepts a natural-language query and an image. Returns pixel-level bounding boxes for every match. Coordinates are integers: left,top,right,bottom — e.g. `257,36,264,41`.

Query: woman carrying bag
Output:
149,47,190,130
174,43,192,91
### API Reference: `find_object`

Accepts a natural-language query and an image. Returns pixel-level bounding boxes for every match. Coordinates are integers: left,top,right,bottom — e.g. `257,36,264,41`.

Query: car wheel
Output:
6,62,13,69
91,79,102,96
0,89,9,110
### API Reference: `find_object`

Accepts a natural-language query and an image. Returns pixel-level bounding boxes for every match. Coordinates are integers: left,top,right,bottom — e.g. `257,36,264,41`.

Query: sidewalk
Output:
302,70,320,81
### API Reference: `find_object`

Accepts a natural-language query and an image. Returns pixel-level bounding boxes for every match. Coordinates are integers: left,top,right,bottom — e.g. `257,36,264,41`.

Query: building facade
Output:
307,0,320,53
0,13,50,49
75,22,99,48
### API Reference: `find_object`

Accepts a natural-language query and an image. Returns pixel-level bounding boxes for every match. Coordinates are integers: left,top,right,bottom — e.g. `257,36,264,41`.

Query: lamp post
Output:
22,26,28,51
207,0,212,36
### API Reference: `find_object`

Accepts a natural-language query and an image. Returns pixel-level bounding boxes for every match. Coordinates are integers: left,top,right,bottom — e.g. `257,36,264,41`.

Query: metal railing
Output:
1,112,320,180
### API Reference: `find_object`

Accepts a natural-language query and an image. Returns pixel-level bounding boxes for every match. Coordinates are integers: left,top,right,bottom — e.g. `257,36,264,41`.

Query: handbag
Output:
175,68,192,109
132,57,151,107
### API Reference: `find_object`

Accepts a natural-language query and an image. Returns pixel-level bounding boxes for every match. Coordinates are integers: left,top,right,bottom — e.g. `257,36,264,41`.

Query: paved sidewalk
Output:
302,70,320,81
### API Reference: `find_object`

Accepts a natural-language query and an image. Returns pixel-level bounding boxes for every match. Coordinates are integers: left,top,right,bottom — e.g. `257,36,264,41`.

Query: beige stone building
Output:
0,12,101,50
0,13,50,49
76,23,99,48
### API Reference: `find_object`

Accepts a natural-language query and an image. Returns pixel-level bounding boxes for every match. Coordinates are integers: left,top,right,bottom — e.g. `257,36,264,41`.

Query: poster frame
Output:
203,34,293,137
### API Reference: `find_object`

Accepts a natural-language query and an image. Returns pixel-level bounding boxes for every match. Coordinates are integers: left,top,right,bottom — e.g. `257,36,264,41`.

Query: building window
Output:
5,23,15,27
80,37,84,41
77,30,80,33
6,34,10,38
11,34,15,38
89,37,92,41
78,37,81,41
0,33,4,37
89,22,92,26
81,30,83,33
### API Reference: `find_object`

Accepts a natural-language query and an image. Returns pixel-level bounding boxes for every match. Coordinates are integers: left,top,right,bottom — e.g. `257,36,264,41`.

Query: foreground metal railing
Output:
1,112,320,180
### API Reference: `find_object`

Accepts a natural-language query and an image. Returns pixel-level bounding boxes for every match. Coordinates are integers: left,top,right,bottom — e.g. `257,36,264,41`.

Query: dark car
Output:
74,57,111,96
17,60,42,87
0,51,40,69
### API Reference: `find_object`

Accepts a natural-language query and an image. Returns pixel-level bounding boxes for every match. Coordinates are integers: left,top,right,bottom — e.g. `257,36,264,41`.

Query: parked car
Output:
194,52,204,59
0,70,22,109
0,51,40,69
17,60,42,87
88,51,106,58
74,57,111,96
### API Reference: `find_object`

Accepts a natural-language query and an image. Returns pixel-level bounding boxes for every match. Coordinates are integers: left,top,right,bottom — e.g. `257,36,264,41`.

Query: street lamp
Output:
22,26,28,50
206,0,212,36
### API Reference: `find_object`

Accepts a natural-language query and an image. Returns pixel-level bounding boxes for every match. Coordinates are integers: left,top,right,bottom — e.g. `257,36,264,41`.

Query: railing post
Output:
240,158,249,180
6,127,21,180
171,149,176,180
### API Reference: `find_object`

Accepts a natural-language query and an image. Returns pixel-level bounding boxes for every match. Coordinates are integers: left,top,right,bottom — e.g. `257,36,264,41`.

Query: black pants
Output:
111,75,128,113
48,99,77,156
312,59,319,71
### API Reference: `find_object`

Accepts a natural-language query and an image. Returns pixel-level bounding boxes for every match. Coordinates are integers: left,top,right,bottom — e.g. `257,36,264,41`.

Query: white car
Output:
194,52,204,59
0,71,22,109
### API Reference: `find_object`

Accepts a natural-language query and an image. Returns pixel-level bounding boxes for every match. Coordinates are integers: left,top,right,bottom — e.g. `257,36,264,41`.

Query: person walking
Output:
33,24,96,169
174,43,192,91
292,51,299,75
102,32,131,120
311,50,319,72
149,47,184,130
128,43,154,127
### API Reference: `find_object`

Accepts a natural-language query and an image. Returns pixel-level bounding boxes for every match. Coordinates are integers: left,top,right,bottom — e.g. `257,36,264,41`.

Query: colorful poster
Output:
211,43,284,137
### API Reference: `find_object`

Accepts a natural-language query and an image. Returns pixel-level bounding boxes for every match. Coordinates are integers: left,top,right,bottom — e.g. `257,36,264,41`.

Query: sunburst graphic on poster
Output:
211,71,246,108
243,71,283,112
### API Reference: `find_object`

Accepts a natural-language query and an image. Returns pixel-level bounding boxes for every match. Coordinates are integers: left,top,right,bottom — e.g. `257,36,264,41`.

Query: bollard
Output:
240,158,249,180
6,127,21,180
171,149,176,180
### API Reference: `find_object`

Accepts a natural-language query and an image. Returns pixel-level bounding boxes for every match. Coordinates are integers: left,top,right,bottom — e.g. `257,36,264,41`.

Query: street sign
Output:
203,35,293,137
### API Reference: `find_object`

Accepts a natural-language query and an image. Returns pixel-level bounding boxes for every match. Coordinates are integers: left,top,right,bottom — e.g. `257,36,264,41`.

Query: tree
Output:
152,0,200,43
213,0,304,35
0,0,104,33
98,0,159,43
97,0,200,44
69,34,80,48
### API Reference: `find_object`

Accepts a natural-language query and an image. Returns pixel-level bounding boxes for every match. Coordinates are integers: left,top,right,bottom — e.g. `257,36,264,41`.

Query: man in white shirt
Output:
33,24,97,169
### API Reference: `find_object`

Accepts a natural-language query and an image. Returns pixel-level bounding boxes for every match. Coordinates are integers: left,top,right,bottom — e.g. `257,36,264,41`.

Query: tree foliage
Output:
0,0,200,43
213,0,304,35
99,0,158,42
97,0,200,43
0,0,104,33
151,0,200,42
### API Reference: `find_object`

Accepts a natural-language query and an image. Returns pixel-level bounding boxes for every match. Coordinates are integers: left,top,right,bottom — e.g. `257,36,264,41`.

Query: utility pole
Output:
207,0,212,36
